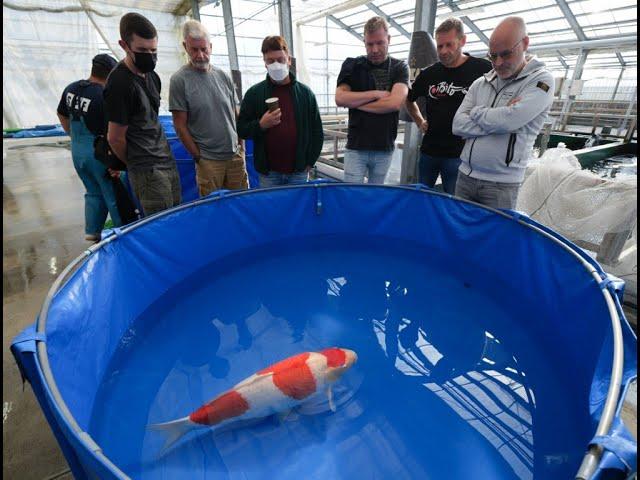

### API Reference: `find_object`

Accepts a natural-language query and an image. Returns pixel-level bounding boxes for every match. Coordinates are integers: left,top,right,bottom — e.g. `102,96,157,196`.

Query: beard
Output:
191,59,209,70
439,50,461,67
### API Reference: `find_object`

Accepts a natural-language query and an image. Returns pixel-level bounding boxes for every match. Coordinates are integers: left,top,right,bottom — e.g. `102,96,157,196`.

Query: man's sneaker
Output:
85,233,100,242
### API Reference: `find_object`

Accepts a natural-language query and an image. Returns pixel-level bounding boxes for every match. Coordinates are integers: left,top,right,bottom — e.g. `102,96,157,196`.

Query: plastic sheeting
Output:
3,1,187,129
518,148,637,245
517,148,637,303
11,184,638,479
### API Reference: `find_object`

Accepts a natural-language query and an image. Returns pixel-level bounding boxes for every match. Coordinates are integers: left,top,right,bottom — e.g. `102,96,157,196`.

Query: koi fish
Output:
149,347,357,452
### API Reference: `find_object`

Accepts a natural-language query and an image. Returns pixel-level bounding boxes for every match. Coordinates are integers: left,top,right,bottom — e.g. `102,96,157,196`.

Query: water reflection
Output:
3,245,37,294
333,274,535,479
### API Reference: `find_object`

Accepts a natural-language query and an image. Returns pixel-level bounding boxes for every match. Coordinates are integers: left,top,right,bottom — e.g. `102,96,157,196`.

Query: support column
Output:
400,0,437,184
559,50,588,131
278,0,294,57
191,0,200,20
222,0,242,101
611,67,625,101
617,86,636,137
326,16,330,114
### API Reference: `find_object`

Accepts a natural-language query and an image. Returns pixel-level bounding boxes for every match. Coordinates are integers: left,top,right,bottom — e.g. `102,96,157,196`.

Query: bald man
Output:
452,17,554,210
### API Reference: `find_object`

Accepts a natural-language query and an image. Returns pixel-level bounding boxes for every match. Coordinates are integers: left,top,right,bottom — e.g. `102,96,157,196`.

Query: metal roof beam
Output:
328,15,364,42
365,2,412,40
440,0,490,46
615,51,627,67
467,35,636,56
557,52,568,69
556,0,587,41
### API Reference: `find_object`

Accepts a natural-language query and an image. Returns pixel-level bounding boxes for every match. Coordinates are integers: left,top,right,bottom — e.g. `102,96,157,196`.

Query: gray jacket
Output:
452,57,554,183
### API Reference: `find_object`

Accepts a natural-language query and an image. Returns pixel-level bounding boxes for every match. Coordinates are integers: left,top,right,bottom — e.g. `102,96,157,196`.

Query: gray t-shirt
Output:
169,65,239,161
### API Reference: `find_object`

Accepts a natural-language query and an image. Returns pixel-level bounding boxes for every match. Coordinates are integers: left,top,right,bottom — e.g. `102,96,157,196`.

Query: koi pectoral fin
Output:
277,408,297,423
295,390,333,416
327,386,336,412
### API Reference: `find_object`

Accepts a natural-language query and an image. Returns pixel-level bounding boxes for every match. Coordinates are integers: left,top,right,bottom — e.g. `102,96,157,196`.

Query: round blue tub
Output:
12,183,637,479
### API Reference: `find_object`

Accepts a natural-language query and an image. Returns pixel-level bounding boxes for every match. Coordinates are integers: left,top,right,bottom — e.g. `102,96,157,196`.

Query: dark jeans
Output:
419,153,461,194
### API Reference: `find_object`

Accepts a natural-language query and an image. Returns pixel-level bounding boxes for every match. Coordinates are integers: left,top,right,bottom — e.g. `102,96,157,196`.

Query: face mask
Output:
131,49,157,73
267,62,289,82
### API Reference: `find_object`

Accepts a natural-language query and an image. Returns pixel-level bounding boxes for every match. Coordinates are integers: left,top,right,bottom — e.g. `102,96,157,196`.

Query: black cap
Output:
92,54,118,70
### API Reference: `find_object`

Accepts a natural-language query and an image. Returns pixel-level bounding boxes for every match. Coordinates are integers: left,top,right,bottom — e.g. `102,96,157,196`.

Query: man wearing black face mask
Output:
104,12,181,216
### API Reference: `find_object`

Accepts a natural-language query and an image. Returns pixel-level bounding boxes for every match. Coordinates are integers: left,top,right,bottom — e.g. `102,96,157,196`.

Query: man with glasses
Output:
105,12,181,216
405,18,491,194
452,16,554,209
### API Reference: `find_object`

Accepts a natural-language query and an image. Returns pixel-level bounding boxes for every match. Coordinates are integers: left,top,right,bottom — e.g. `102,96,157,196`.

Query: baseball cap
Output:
92,54,118,70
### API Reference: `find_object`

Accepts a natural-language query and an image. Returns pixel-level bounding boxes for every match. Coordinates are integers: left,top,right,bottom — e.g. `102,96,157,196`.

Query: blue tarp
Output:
11,184,637,479
5,125,67,138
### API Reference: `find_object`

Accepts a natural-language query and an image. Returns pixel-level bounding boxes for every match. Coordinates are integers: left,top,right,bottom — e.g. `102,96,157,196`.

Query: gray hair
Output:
182,19,210,41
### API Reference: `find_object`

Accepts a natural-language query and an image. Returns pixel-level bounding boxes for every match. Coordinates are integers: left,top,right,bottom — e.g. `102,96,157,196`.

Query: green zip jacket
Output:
237,73,324,175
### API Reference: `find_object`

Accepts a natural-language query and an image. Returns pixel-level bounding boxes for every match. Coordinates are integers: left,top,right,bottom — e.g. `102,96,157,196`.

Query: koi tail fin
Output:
147,417,193,456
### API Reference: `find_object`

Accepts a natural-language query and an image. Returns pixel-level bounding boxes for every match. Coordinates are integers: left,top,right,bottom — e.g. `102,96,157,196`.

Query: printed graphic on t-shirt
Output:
66,92,92,113
428,81,467,99
371,68,391,92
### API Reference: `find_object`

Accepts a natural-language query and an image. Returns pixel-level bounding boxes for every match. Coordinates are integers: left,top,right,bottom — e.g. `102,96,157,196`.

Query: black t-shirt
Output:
57,80,107,136
408,55,492,157
337,56,409,151
103,62,173,171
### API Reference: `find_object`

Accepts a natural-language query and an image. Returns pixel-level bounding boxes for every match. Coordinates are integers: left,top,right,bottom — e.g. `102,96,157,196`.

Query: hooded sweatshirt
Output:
452,56,554,183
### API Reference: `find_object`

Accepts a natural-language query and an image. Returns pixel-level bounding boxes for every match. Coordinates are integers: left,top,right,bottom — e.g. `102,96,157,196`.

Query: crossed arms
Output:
452,75,555,139
335,82,408,114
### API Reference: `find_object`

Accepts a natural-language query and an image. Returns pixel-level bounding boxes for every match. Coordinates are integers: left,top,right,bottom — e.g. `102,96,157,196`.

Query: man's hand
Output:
259,108,282,130
419,120,429,134
375,90,391,100
507,97,521,106
107,168,120,179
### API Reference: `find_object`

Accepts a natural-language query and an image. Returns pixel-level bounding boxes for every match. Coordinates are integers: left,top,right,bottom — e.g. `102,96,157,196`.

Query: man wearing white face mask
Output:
237,36,324,187
169,20,248,195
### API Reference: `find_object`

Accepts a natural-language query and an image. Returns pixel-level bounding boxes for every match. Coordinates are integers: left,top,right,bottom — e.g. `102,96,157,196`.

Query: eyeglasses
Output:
487,38,525,63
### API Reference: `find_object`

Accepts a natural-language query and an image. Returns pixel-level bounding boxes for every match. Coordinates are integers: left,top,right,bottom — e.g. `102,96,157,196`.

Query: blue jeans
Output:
343,149,393,184
259,170,309,187
419,153,461,194
70,119,121,235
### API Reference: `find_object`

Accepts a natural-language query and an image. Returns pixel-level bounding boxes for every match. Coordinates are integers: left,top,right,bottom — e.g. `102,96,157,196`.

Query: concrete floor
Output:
3,139,81,480
2,138,637,479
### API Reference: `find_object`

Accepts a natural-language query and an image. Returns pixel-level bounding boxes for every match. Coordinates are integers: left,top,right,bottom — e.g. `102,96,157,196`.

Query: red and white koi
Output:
149,347,357,451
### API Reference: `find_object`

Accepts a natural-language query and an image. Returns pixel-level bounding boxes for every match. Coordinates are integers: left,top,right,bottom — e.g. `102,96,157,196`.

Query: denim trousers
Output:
259,170,309,187
419,153,461,194
454,171,521,210
70,119,121,235
343,149,394,184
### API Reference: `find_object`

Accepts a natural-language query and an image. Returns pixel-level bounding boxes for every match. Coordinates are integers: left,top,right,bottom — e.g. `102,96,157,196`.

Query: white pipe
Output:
468,36,637,57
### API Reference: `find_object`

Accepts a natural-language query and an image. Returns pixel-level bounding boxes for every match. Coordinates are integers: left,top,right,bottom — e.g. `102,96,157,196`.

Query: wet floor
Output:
2,137,637,479
3,138,82,480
